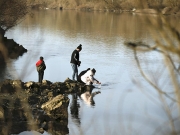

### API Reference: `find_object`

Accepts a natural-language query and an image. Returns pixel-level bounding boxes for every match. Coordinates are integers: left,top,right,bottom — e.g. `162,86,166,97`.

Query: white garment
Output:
80,91,101,106
81,70,98,85
80,91,92,106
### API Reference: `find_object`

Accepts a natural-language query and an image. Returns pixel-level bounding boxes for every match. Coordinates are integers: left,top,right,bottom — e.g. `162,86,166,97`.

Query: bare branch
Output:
0,0,30,31
130,46,178,102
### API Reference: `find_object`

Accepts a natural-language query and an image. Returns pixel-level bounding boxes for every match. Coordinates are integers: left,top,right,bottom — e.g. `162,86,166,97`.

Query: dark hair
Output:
92,68,96,73
40,56,43,60
77,44,82,50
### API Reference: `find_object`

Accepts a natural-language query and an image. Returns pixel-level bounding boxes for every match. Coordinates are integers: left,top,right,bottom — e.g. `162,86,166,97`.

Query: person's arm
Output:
94,77,101,84
89,75,101,84
43,61,46,70
73,52,81,66
73,53,78,62
93,76,101,84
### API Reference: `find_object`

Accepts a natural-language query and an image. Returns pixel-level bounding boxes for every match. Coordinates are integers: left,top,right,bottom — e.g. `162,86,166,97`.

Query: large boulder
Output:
0,79,15,94
41,94,69,120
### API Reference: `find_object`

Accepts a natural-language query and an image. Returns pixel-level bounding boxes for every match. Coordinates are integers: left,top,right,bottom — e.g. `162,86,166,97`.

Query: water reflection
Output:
18,131,50,135
69,88,101,123
70,93,80,125
80,90,101,106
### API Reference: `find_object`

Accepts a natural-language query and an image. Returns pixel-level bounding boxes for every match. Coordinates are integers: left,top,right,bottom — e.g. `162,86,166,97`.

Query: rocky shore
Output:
0,28,27,64
0,78,95,135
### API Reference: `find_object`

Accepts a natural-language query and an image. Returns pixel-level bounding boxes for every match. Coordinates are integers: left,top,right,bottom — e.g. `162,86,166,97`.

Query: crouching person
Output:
77,68,90,83
81,68,101,85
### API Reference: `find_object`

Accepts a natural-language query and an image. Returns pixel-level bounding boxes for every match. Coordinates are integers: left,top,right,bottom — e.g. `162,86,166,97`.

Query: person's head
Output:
92,68,96,74
40,56,44,61
76,44,82,52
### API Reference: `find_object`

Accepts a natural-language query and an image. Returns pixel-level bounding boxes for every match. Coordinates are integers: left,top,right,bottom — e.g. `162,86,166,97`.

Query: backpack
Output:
36,62,46,72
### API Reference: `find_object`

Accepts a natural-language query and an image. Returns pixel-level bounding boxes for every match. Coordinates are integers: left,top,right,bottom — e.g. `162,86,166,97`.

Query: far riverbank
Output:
29,1,180,16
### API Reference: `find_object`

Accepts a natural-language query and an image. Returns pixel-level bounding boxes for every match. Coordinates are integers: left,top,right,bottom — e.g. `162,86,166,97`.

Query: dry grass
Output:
27,0,180,10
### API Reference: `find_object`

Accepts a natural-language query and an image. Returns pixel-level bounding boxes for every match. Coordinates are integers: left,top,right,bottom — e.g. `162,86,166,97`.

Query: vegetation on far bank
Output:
28,0,180,14
0,0,180,35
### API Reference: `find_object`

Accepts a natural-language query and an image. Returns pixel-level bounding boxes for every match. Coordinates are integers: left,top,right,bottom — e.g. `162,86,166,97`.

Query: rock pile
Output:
0,78,94,135
0,28,27,64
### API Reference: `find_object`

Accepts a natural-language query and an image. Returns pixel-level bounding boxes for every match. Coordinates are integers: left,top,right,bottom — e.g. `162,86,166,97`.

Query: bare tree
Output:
0,0,29,31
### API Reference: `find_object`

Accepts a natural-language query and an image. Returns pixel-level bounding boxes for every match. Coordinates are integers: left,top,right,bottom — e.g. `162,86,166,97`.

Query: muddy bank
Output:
0,78,95,135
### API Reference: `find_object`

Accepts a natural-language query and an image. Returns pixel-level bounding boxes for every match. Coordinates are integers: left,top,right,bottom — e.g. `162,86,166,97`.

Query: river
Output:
4,10,180,135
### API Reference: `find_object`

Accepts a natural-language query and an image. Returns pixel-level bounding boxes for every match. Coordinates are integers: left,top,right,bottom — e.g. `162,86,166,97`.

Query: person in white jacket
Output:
81,68,101,85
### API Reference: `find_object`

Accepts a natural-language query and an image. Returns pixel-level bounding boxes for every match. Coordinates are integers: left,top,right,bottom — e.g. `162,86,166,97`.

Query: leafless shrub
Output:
0,0,30,31
124,10,180,134
167,0,179,7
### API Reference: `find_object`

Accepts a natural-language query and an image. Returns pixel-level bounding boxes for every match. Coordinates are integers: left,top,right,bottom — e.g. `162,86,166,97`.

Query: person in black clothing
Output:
36,56,46,83
70,44,82,81
77,68,90,83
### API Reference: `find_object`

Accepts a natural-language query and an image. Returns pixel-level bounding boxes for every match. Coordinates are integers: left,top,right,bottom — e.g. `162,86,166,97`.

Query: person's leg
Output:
75,65,78,81
38,72,40,82
38,72,41,82
77,74,81,82
41,72,44,82
71,63,76,80
81,80,85,84
86,81,91,85
78,75,85,84
39,71,44,83
86,78,92,85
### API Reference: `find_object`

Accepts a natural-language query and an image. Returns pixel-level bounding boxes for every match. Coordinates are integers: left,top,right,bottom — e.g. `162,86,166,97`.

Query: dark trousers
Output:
77,70,87,83
38,71,44,83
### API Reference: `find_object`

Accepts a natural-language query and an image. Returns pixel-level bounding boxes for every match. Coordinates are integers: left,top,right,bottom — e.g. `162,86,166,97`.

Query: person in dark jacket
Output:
70,44,82,81
77,68,90,83
36,56,46,83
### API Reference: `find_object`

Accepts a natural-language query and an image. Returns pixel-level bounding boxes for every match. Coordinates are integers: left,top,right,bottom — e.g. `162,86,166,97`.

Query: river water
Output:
4,10,180,135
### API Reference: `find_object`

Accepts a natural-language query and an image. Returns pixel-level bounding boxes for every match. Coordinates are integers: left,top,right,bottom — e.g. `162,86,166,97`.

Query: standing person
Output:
81,68,101,85
77,68,90,83
70,44,82,81
36,56,46,83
